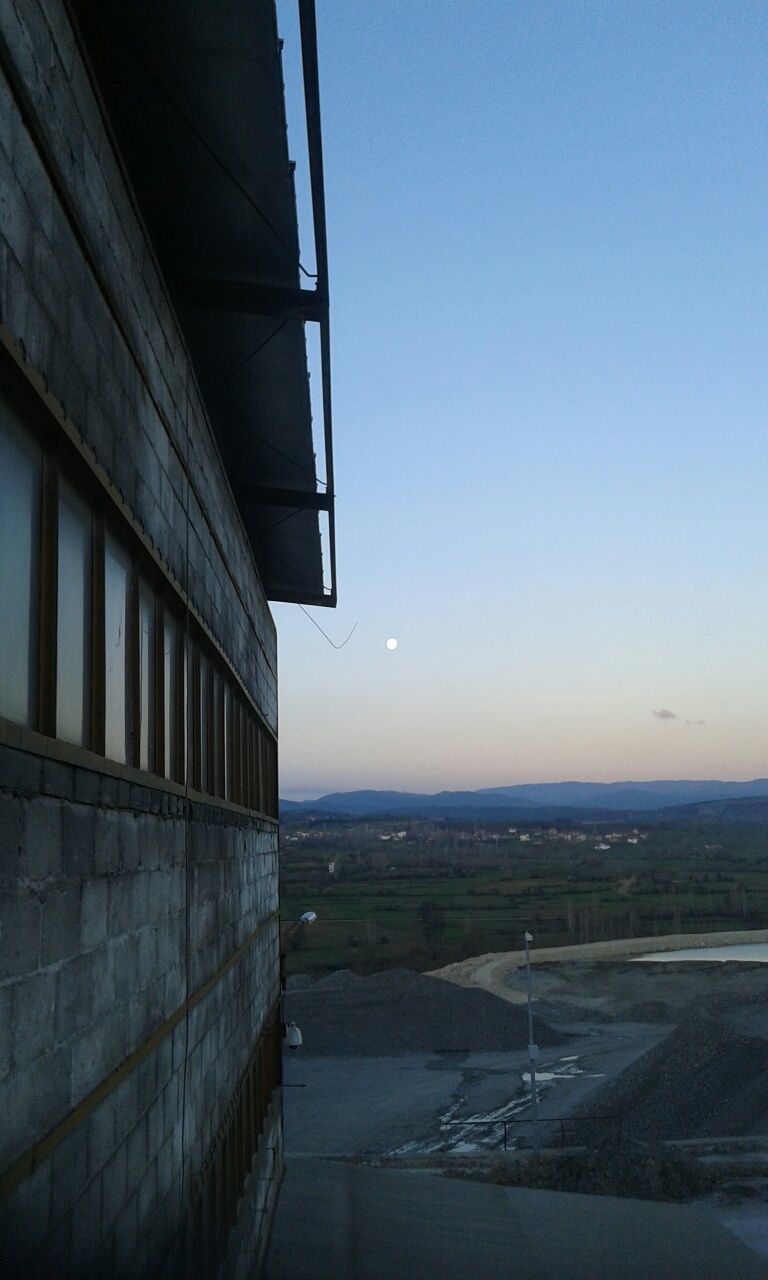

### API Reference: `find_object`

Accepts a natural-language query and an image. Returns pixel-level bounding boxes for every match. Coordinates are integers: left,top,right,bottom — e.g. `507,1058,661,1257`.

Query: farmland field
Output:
279,816,768,975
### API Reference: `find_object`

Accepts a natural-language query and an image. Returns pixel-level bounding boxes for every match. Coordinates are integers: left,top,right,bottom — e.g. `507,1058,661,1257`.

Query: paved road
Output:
263,1158,767,1280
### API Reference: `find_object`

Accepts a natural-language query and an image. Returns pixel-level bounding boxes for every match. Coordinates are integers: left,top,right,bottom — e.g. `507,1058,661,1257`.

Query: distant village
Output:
282,820,650,854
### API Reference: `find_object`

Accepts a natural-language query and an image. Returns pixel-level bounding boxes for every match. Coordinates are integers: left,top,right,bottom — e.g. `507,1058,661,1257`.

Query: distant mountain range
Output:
280,779,768,820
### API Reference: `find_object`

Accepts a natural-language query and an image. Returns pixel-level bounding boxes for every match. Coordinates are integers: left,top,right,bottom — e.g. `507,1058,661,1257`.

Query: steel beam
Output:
171,275,326,321
235,484,331,511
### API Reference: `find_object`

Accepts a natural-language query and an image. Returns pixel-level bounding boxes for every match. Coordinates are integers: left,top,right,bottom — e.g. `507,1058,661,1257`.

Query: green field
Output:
279,817,768,974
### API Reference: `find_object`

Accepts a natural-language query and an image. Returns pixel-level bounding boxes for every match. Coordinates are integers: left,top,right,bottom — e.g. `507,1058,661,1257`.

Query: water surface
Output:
636,942,768,963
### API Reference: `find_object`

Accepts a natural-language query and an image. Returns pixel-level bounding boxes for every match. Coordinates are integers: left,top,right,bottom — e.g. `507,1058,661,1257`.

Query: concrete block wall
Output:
0,0,285,1273
226,1107,283,1280
0,746,280,1278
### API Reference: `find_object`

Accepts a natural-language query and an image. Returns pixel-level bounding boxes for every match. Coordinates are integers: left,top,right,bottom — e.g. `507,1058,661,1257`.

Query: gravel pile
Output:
283,967,562,1055
583,1016,768,1140
456,1141,718,1202
622,1001,675,1023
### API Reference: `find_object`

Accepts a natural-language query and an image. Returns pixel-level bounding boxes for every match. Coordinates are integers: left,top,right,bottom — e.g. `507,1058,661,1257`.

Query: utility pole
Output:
524,930,539,1145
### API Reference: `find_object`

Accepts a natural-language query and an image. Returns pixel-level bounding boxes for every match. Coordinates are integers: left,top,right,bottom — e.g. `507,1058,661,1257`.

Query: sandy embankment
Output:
429,929,768,1004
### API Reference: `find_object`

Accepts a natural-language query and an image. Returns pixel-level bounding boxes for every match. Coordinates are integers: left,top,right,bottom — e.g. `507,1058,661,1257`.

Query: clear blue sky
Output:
273,0,768,799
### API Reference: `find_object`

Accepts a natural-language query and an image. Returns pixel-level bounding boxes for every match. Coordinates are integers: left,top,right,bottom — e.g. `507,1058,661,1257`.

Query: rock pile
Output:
284,967,562,1055
584,1016,768,1140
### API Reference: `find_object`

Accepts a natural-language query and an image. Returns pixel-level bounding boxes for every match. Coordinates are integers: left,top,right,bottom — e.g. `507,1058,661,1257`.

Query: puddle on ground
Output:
386,1054,603,1156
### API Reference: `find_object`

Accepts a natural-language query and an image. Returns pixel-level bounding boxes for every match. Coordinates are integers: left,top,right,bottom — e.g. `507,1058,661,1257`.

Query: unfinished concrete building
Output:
0,0,334,1274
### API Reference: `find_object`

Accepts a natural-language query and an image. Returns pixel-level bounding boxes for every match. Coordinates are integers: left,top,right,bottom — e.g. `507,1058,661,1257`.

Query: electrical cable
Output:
298,604,357,649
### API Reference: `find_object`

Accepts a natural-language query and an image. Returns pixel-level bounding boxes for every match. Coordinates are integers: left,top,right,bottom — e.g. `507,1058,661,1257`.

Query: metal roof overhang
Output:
70,0,336,606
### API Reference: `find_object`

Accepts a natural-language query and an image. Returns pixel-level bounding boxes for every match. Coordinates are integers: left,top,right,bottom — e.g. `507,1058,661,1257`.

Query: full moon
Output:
386,637,398,650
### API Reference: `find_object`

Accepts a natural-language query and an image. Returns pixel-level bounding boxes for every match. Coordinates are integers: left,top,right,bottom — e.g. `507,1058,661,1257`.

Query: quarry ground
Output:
283,934,768,1262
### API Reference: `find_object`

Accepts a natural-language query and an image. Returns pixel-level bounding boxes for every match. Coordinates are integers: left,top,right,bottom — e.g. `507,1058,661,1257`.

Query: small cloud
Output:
652,709,677,720
685,719,706,726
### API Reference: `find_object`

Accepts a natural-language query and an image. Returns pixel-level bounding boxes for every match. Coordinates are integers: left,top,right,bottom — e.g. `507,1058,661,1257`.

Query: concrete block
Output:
94,808,120,875
40,883,81,966
80,876,108,949
73,766,100,807
129,783,152,814
111,933,138,1001
12,966,57,1066
0,744,42,796
87,1095,116,1177
155,1033,173,1094
0,984,10,1082
0,892,41,978
71,1008,127,1107
163,962,184,1013
91,940,116,1016
113,1191,138,1276
166,864,185,915
135,1053,158,1117
146,869,169,925
111,1070,139,1147
41,758,75,801
92,1229,117,1280
55,951,95,1040
0,1045,71,1173
101,1138,128,1227
5,1151,52,1246
0,147,34,269
107,874,133,937
0,791,23,889
118,813,140,870
137,1160,157,1230
155,917,178,981
62,802,95,877
146,1092,165,1162
22,796,63,882
127,990,154,1053
99,774,118,810
126,1116,148,1188
131,869,151,924
157,1138,177,1212
136,924,157,989
161,1073,181,1137
138,813,162,870
42,1213,73,1280
70,1173,103,1273
154,1177,181,1252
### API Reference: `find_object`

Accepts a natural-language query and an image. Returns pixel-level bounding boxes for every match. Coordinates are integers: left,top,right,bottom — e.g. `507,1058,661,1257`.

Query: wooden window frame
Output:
155,597,166,779
90,509,106,756
127,557,140,769
37,443,59,739
0,343,279,817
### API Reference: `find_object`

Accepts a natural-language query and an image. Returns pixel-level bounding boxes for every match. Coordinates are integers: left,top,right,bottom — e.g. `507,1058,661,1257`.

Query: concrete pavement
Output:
263,1157,767,1280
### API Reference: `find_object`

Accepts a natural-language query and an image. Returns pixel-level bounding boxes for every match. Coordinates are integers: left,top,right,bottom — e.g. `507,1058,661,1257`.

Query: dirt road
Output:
429,929,768,1004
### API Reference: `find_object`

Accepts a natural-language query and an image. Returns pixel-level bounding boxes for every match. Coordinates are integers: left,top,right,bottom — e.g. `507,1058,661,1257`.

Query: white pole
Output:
524,931,539,1145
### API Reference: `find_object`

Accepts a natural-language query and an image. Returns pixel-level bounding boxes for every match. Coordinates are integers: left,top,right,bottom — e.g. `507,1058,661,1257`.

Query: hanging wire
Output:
298,604,357,649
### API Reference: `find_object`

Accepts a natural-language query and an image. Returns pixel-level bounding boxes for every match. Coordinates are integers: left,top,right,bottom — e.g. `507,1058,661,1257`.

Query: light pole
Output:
524,930,540,1144
280,910,318,1046
278,910,318,1134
